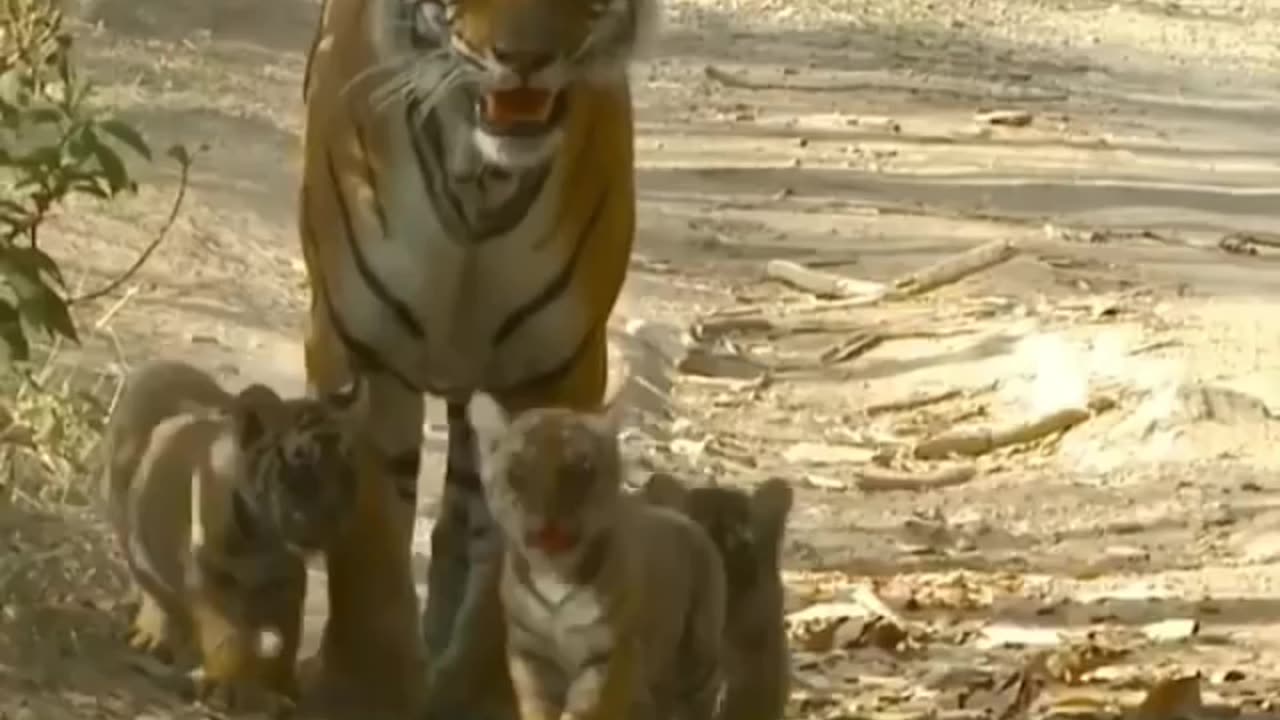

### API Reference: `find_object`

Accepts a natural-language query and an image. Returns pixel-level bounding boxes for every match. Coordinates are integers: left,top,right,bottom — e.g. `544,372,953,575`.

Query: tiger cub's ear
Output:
467,392,510,455
640,471,689,510
749,477,794,556
229,383,286,447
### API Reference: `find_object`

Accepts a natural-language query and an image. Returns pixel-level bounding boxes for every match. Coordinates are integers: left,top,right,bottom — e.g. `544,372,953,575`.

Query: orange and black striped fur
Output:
101,360,365,714
642,473,794,720
298,0,660,714
468,393,725,720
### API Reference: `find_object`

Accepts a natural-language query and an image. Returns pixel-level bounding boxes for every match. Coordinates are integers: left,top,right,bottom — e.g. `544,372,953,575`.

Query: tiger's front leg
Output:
421,401,515,720
303,354,426,716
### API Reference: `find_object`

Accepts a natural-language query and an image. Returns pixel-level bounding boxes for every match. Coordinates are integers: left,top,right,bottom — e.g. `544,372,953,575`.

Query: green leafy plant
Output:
0,0,194,510
0,0,191,364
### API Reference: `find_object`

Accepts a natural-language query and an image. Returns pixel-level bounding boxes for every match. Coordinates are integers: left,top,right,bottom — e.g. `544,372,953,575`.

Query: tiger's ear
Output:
230,384,284,447
640,471,688,510
467,392,510,454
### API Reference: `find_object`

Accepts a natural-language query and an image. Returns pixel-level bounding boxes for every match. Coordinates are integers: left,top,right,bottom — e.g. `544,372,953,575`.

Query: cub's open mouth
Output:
526,524,579,555
476,88,567,135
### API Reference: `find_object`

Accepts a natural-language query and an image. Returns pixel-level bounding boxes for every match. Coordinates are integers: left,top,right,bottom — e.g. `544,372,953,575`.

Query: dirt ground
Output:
4,0,1280,717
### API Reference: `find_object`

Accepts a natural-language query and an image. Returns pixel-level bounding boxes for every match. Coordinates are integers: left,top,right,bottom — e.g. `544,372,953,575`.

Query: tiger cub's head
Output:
643,473,793,591
468,392,624,569
395,0,661,168
225,379,368,555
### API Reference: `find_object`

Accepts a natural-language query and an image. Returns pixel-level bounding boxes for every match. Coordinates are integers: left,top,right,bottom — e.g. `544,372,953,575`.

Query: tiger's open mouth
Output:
476,88,568,136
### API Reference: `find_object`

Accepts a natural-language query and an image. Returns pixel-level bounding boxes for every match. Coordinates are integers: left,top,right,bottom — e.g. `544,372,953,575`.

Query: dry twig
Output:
913,406,1090,460
853,462,976,491
757,240,1022,317
888,239,1020,299
764,259,886,299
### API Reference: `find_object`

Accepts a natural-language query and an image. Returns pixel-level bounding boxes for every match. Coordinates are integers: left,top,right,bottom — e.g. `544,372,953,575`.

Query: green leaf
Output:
90,137,130,195
67,177,111,199
23,106,63,125
97,118,151,161
9,247,66,288
2,263,78,344
0,300,31,363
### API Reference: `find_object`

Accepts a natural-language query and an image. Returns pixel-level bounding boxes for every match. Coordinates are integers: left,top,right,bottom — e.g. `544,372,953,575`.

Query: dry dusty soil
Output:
5,0,1280,717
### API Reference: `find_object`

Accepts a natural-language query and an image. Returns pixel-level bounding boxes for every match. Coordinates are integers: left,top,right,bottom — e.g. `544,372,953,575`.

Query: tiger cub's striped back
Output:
467,393,726,720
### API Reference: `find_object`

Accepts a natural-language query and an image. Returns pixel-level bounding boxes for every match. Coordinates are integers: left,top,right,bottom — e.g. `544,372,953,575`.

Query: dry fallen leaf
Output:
991,655,1048,720
785,601,871,652
1129,674,1204,720
1043,636,1131,684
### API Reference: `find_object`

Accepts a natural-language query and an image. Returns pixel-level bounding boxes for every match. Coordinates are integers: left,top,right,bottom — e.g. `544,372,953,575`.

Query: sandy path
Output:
3,0,1280,715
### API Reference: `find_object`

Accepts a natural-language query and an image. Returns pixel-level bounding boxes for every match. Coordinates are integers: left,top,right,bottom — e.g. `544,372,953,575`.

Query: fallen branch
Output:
818,332,883,364
888,239,1020,299
776,240,1021,316
913,406,1090,460
865,381,999,416
853,463,976,491
865,387,962,415
765,259,886,299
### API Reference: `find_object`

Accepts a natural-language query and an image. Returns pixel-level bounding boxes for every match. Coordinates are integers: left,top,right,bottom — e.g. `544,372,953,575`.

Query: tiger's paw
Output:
297,647,424,718
188,667,297,719
125,601,175,661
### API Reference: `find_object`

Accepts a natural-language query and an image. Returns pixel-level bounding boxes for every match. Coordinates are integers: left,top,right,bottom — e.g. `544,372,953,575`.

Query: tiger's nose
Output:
491,46,557,75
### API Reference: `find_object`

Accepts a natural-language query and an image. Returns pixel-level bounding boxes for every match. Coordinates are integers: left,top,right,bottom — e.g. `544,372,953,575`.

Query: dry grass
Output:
0,334,133,702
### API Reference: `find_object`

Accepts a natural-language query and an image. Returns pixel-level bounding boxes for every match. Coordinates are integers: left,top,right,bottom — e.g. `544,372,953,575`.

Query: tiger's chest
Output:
332,127,592,395
503,563,615,670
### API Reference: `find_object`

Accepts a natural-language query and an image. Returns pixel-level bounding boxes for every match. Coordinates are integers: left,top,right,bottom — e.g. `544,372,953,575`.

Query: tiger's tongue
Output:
529,525,577,554
482,89,556,129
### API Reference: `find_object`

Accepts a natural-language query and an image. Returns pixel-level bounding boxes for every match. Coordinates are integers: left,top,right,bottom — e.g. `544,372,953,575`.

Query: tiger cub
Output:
467,393,726,720
101,360,365,713
642,473,794,720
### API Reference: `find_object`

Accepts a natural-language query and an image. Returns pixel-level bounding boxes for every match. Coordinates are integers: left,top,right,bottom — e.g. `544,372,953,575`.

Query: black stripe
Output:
509,634,562,670
230,487,261,543
444,400,483,494
302,187,423,396
388,449,422,478
301,0,326,101
326,148,424,339
572,532,611,585
510,553,556,610
407,98,551,243
580,650,612,671
681,658,722,707
444,467,482,494
496,323,597,398
352,119,389,236
407,98,470,240
492,184,608,347
507,611,551,646
387,449,421,503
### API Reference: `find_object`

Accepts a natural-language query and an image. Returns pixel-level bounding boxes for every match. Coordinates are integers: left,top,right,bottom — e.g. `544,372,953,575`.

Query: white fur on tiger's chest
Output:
510,565,614,666
328,115,593,397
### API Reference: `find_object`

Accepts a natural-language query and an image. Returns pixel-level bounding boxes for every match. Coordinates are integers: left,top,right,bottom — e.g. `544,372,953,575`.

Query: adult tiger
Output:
297,0,660,714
